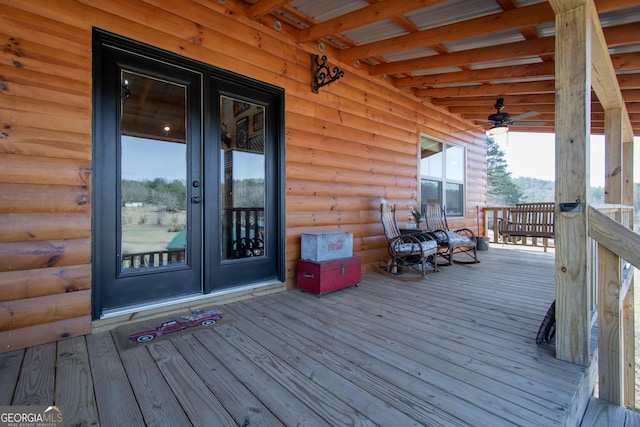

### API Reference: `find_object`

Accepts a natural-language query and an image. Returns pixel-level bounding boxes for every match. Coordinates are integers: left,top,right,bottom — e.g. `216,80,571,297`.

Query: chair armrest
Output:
405,231,436,242
454,228,476,239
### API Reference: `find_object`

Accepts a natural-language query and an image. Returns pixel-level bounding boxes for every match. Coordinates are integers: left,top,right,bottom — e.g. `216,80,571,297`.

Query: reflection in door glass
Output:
120,71,188,272
220,96,266,260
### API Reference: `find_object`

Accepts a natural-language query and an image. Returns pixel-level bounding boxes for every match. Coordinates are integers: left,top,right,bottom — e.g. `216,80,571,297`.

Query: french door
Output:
93,31,284,318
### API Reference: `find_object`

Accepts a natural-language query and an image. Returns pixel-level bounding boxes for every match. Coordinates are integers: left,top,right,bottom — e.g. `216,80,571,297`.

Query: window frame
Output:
419,135,466,218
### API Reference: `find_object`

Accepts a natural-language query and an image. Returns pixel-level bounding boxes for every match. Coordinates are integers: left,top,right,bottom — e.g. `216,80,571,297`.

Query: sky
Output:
121,136,264,182
493,132,640,188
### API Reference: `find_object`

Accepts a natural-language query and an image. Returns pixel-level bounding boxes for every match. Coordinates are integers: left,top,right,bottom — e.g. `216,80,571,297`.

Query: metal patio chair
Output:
379,199,439,279
423,198,478,265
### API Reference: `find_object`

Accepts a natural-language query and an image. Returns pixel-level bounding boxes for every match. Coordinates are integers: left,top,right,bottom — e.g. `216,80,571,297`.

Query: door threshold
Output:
93,280,285,333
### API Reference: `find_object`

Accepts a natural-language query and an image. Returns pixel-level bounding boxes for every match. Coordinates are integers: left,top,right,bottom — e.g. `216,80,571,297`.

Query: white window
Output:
419,135,465,217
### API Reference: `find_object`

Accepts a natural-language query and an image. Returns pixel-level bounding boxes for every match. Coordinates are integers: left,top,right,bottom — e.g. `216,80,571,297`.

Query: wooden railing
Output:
485,203,636,406
223,207,265,259
588,204,636,406
122,248,186,269
483,205,555,251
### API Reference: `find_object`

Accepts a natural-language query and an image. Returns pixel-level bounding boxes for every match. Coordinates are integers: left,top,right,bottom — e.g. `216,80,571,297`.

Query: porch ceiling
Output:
233,0,640,135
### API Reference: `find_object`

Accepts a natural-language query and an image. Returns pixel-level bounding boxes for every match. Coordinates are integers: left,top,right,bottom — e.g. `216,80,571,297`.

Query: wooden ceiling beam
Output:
465,125,635,135
611,52,640,71
502,126,556,133
459,112,640,123
431,94,557,106
340,2,554,63
249,0,290,19
333,0,637,64
276,4,317,29
371,37,555,76
416,80,555,98
406,73,639,101
299,0,447,43
394,62,555,88
623,91,640,102
370,21,639,76
393,51,640,89
600,22,640,48
506,126,627,134
449,105,556,115
627,102,640,113
594,112,640,122
432,96,639,114
617,74,640,89
595,0,640,13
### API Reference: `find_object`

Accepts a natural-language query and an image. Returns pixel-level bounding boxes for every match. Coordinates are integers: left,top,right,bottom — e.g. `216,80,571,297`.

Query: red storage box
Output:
297,256,361,296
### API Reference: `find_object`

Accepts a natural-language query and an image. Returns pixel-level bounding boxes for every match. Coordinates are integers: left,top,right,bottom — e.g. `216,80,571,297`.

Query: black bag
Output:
536,301,556,344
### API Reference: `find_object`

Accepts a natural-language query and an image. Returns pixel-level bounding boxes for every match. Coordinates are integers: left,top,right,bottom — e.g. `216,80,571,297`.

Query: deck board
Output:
86,331,145,426
324,285,576,404
145,339,238,426
54,336,98,426
119,345,191,427
244,293,514,426
223,303,404,426
362,280,578,384
2,247,624,426
211,323,371,426
264,282,563,426
171,333,284,427
192,326,332,426
229,298,458,426
0,349,23,405
581,396,627,426
12,343,55,406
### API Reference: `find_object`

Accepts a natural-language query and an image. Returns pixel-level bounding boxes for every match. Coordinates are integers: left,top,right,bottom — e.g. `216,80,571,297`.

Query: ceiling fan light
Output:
488,125,509,135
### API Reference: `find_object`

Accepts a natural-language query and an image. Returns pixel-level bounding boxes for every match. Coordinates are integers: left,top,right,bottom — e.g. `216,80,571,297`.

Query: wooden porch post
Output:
622,138,635,407
598,108,623,403
552,1,591,366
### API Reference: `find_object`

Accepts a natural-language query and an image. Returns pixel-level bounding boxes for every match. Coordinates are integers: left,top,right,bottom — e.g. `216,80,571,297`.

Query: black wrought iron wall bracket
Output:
311,54,344,93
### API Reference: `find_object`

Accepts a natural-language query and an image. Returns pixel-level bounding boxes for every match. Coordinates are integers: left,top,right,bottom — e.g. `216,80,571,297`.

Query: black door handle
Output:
191,196,202,204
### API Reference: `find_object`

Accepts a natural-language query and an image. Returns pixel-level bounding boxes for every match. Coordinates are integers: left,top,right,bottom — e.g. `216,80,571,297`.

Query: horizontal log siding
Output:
0,2,93,351
0,0,486,351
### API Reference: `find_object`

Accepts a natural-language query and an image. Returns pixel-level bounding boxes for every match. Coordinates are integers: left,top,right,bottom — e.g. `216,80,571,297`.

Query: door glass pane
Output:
120,71,188,272
220,96,265,260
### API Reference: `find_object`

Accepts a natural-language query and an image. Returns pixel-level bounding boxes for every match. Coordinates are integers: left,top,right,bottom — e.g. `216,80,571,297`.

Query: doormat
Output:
112,308,232,352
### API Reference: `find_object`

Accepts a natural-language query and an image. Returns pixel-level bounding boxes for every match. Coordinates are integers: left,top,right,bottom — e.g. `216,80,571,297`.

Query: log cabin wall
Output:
0,0,486,352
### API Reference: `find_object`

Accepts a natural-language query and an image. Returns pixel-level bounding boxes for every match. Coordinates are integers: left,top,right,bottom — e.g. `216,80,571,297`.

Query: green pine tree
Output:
486,136,522,206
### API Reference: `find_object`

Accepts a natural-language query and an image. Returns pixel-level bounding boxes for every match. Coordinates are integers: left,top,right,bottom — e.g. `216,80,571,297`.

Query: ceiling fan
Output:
471,98,545,135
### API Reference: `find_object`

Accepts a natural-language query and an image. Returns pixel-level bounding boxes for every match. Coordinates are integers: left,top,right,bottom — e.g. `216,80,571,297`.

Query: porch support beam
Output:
622,137,635,407
550,0,591,366
598,108,623,404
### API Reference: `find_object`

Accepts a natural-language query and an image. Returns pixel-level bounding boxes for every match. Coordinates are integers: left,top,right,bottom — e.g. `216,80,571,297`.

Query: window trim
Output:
419,134,466,218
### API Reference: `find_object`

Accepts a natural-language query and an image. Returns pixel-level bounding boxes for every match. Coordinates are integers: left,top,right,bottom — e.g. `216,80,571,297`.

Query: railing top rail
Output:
590,203,633,212
588,206,640,270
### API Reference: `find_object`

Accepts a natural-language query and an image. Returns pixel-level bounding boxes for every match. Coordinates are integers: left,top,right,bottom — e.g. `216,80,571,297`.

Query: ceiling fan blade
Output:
509,111,541,121
512,121,546,126
470,118,492,123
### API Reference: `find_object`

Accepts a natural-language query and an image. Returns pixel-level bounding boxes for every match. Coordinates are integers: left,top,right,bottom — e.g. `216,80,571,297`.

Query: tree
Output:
121,179,149,204
486,136,522,206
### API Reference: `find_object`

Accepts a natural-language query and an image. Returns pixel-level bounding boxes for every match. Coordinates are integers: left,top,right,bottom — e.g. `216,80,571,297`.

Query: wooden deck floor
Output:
0,247,603,426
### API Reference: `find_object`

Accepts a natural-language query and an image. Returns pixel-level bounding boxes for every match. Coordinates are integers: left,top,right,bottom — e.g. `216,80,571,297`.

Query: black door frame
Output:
205,78,284,290
92,29,285,319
